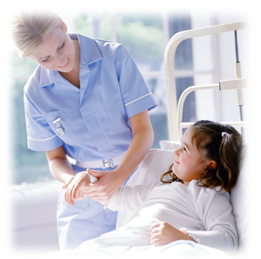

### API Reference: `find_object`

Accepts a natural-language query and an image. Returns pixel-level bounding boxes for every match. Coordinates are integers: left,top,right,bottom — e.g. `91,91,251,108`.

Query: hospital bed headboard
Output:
164,21,248,141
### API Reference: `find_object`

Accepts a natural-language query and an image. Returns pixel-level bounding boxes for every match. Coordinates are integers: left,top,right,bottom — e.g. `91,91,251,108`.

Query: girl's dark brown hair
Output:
161,120,243,192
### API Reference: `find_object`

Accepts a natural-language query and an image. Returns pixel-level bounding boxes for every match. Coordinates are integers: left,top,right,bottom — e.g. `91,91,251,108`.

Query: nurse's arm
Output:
45,145,76,184
119,109,154,181
87,109,154,203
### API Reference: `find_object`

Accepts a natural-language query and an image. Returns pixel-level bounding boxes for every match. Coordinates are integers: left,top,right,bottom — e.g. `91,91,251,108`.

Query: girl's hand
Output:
83,168,125,205
62,172,91,206
149,222,195,246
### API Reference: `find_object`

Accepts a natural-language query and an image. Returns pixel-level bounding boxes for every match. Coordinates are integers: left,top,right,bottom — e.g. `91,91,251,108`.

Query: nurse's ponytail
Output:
10,9,62,58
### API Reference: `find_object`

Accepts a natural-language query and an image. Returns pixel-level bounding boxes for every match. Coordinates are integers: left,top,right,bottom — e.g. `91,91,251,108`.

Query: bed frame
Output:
164,21,248,141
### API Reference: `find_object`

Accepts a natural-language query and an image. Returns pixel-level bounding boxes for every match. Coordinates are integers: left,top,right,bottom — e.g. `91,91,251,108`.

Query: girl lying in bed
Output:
44,120,243,257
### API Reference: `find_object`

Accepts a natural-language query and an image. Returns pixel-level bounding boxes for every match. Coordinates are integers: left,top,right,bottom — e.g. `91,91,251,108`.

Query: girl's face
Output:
30,22,75,73
172,128,211,186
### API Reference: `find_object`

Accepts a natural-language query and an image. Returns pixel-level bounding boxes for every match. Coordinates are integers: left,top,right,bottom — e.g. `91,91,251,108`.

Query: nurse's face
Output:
30,22,75,73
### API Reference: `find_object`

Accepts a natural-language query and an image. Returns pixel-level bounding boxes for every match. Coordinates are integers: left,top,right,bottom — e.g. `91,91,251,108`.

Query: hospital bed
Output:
43,21,248,258
117,20,248,256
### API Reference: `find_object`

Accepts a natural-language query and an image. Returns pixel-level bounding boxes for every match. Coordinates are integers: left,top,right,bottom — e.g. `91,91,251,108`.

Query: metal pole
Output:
234,30,244,137
234,30,240,63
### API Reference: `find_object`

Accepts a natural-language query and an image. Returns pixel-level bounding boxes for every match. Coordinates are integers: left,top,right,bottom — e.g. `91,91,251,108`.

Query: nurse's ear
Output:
61,20,68,32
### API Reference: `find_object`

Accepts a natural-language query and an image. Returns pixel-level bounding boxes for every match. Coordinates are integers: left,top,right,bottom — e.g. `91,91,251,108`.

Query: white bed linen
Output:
41,179,237,259
42,243,230,259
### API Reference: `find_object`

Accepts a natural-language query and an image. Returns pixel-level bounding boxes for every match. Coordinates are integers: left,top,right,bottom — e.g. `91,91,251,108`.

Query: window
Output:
11,53,51,184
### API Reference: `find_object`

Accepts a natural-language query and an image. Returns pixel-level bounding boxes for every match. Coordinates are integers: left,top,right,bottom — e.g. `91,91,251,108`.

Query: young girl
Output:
58,120,242,255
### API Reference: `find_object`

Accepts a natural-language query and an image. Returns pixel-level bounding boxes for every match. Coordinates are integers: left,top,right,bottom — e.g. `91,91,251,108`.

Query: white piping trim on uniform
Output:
27,135,57,141
124,93,152,107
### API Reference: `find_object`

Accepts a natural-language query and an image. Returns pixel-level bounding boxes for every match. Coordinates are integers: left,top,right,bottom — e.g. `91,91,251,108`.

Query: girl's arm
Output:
149,190,238,253
106,182,158,211
186,191,238,253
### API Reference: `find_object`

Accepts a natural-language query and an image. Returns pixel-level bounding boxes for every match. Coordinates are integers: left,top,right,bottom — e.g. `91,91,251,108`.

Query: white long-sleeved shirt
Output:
107,180,238,253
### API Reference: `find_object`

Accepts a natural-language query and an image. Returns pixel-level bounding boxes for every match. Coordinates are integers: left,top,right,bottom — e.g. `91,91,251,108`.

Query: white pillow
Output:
125,140,181,187
159,140,181,150
230,146,248,250
116,141,180,229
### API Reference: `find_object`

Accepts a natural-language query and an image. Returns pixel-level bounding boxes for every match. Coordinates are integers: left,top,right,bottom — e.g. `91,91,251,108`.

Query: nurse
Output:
11,10,157,250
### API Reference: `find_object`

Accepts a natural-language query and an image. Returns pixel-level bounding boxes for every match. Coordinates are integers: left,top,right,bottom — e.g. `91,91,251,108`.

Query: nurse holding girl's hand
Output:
62,106,155,207
11,10,157,250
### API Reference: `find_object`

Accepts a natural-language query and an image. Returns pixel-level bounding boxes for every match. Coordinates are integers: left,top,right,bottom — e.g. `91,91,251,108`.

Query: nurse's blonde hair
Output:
10,10,62,58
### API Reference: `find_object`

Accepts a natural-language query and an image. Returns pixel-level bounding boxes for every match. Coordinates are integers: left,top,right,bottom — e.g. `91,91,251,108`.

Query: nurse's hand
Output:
62,172,91,206
84,168,124,204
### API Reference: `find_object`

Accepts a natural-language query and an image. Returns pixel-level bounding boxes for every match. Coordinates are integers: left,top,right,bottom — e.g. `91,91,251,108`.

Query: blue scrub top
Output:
24,34,157,162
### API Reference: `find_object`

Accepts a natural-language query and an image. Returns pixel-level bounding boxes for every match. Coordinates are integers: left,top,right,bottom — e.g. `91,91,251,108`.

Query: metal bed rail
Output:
164,21,248,141
177,80,248,138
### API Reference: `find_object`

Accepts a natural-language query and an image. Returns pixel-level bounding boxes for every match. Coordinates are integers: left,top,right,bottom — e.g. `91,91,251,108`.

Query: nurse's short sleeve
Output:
114,45,157,118
24,92,63,151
